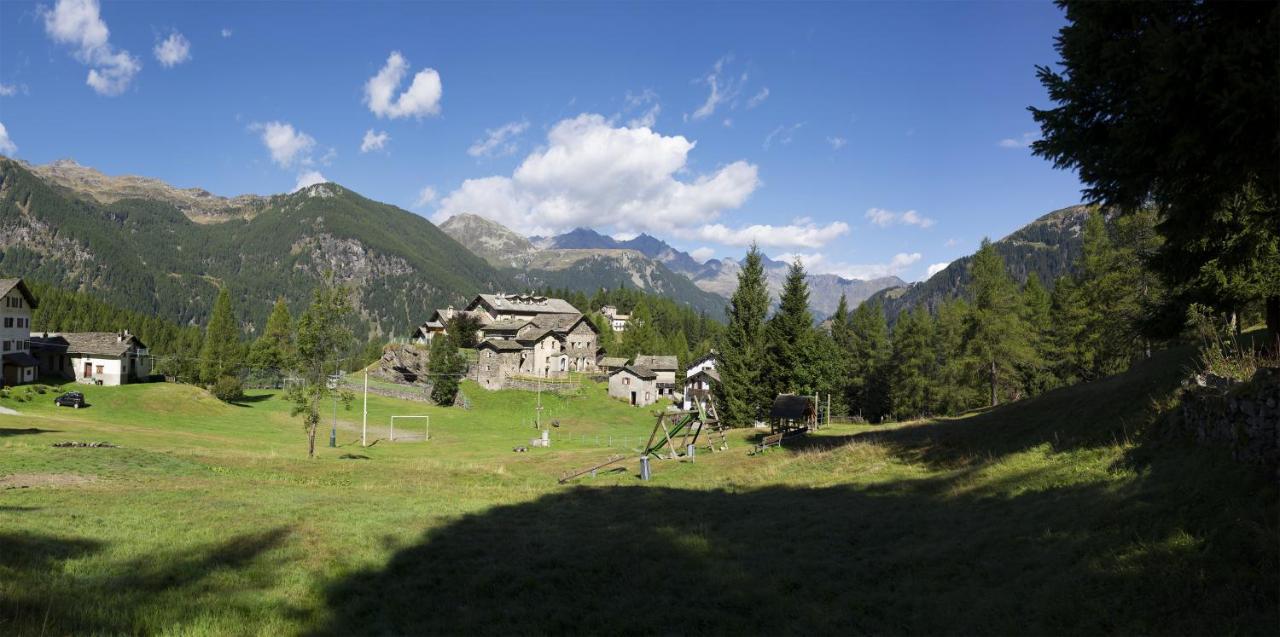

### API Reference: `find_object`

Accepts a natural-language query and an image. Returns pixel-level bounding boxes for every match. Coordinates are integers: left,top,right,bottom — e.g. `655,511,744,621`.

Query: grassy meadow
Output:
1,350,1276,635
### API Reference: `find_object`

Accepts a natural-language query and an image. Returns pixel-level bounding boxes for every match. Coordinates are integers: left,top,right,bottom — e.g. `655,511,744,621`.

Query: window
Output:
2,341,8,352
2,318,11,328
96,365,104,376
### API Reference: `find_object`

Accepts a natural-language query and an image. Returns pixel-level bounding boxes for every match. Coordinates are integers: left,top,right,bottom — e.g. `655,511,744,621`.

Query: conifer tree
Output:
429,333,462,406
199,288,242,384
965,239,1035,406
248,299,295,382
715,244,770,427
1018,273,1057,395
845,299,892,421
763,259,820,397
931,298,977,415
889,306,934,421
288,277,355,458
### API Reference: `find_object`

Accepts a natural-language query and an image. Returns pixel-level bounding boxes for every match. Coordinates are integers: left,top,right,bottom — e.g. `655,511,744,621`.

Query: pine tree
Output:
965,239,1035,406
1018,273,1057,395
715,244,770,427
889,306,934,421
845,299,892,422
429,333,462,406
931,298,976,415
199,288,242,384
763,259,820,397
248,298,295,383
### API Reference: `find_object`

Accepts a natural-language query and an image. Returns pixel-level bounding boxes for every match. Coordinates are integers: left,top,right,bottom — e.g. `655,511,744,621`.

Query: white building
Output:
682,351,717,409
31,331,153,386
0,278,38,387
599,305,630,332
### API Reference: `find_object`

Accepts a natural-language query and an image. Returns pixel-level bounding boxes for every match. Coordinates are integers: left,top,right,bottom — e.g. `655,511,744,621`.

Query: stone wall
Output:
1178,367,1279,471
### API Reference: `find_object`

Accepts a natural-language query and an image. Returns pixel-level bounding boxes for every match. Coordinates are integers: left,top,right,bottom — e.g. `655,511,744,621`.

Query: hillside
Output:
0,158,508,337
865,204,1093,320
442,214,729,317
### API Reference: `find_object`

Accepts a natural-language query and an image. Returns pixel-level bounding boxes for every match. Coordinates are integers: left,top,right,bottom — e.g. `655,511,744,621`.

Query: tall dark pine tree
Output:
966,239,1035,407
199,288,242,384
429,334,462,406
715,244,770,427
889,306,934,421
763,259,819,398
1031,0,1280,347
845,299,892,422
248,298,295,380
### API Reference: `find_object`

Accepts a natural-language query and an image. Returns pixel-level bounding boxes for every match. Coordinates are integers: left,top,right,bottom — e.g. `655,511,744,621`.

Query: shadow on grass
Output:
0,427,59,437
789,346,1198,471
1,527,293,634
229,393,274,407
310,447,1277,636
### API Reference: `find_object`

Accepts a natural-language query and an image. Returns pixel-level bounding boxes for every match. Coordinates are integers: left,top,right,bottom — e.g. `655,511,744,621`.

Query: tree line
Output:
715,208,1167,426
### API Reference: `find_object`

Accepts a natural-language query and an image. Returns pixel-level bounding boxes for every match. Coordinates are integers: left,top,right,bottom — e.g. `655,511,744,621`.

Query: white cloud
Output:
764,122,804,150
414,185,438,209
0,83,19,97
220,28,232,38
292,170,327,192
364,51,442,119
780,251,922,280
696,220,849,249
623,89,661,129
926,261,951,278
467,120,529,158
437,113,759,237
253,121,316,168
722,118,733,128
153,32,191,68
827,136,847,151
691,56,746,121
746,87,769,109
998,132,1038,149
865,207,935,229
0,122,17,155
41,0,140,96
360,129,390,153
690,247,716,262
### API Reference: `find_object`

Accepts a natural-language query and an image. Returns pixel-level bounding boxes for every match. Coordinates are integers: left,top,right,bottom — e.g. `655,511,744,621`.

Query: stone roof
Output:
477,339,525,352
482,319,531,332
0,278,38,309
31,332,146,357
610,365,656,380
685,368,721,384
471,293,580,315
599,357,629,369
633,355,678,371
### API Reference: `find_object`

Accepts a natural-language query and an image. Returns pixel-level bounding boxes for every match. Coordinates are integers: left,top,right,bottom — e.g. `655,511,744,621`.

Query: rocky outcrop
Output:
1178,368,1279,471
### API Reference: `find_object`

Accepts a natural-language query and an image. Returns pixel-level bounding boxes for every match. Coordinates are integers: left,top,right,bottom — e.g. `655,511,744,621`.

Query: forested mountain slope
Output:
866,205,1093,321
0,158,508,337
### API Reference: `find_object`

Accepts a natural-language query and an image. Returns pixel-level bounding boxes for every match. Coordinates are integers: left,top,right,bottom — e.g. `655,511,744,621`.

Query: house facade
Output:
458,294,601,390
0,278,38,387
682,352,717,409
31,331,153,386
599,305,630,332
608,365,658,406
633,354,679,399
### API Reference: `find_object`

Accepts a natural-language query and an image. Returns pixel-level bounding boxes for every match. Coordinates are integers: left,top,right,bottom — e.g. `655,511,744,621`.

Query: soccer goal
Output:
389,415,430,442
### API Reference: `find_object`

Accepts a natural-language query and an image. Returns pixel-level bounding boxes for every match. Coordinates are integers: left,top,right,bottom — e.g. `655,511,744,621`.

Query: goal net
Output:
389,415,430,442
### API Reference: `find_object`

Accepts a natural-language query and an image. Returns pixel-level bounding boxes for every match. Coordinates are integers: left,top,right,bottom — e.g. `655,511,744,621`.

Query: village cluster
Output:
1,278,153,389
414,292,719,408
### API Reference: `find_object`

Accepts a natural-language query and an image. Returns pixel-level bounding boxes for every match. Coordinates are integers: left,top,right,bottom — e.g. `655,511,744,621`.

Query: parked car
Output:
54,392,87,409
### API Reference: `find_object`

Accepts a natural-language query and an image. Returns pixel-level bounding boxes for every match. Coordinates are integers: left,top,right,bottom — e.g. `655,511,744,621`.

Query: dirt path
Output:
0,405,18,416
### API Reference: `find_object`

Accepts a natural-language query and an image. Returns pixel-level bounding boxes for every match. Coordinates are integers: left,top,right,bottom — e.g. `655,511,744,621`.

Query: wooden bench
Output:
752,432,785,455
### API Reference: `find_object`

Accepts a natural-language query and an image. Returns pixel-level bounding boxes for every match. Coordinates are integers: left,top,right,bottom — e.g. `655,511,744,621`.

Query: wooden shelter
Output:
770,393,817,434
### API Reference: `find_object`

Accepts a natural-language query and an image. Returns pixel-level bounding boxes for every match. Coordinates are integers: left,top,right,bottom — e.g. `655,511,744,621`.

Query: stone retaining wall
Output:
1178,367,1279,471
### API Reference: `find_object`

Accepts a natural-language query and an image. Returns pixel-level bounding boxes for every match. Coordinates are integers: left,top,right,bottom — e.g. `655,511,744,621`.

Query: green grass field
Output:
1,349,1276,635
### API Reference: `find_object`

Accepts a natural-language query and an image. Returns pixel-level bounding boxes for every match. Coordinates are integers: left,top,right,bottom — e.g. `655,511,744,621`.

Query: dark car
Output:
54,392,87,409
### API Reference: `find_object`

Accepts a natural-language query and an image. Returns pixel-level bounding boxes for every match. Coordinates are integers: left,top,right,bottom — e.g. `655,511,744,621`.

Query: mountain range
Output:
447,214,904,318
0,155,1088,338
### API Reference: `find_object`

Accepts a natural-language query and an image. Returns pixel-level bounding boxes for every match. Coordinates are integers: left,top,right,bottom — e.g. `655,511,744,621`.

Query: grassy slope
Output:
0,349,1275,635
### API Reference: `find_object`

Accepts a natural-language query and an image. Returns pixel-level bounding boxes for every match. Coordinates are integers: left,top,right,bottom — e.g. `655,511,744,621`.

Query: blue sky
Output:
0,0,1083,281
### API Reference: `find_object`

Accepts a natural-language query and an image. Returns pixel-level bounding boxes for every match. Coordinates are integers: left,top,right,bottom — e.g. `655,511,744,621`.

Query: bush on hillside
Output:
212,376,245,402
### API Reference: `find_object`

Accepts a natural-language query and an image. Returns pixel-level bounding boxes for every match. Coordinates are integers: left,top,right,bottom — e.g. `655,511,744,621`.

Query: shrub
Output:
211,376,244,402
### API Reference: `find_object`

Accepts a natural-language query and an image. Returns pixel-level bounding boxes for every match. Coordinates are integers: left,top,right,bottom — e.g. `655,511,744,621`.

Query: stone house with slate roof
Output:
609,365,659,406
457,293,602,390
31,331,153,386
633,354,679,399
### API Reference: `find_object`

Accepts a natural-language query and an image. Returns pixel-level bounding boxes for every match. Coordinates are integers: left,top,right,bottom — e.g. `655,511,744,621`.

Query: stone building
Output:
609,365,659,406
